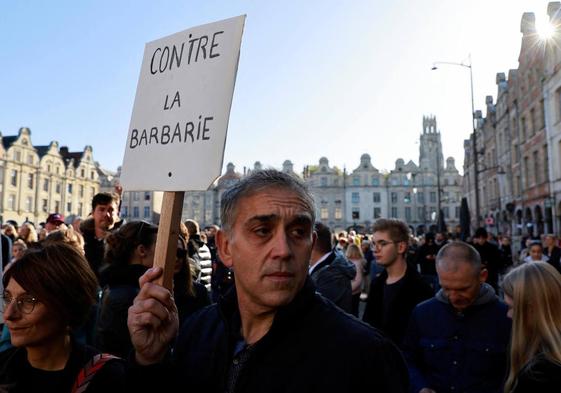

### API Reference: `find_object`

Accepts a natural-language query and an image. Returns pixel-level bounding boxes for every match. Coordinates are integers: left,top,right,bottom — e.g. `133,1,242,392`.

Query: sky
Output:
0,0,555,181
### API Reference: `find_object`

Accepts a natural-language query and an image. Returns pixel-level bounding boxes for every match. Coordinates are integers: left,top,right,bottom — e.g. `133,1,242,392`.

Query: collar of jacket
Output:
217,277,317,347
435,282,497,310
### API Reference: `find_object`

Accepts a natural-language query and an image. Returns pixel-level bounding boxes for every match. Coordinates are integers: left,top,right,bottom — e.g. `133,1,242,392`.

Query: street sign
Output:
121,15,246,191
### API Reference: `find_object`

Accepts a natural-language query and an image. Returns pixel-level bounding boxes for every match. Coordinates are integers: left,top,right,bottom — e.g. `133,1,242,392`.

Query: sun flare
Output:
536,18,555,39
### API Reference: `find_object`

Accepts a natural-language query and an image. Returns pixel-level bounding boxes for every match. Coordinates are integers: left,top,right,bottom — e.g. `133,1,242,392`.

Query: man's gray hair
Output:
220,169,316,232
436,241,481,273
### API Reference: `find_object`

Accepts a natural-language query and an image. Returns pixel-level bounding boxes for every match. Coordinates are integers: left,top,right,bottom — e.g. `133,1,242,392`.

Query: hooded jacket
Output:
310,250,356,313
402,283,511,393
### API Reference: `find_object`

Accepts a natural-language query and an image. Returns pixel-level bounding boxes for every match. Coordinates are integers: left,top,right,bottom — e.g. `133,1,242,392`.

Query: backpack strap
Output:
71,353,119,393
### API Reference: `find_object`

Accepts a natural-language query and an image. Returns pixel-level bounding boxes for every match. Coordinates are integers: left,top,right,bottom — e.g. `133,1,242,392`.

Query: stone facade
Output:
463,6,561,247
176,116,462,235
0,127,99,224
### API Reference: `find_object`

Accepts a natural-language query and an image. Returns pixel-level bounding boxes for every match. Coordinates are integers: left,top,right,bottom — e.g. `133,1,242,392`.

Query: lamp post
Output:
432,54,480,228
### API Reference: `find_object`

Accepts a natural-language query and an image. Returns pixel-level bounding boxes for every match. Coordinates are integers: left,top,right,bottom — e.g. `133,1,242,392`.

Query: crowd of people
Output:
0,169,560,392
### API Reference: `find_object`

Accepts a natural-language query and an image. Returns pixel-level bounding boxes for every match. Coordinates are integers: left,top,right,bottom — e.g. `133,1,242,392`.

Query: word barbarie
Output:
129,116,213,149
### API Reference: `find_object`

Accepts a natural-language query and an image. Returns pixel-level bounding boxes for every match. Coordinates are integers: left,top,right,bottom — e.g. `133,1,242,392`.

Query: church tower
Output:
419,115,444,173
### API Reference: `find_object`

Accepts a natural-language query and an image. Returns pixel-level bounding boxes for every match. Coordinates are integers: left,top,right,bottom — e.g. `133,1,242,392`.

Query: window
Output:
133,192,139,201
14,150,21,162
320,208,329,220
91,171,95,180
455,206,460,219
67,202,72,212
404,192,411,203
81,169,85,177
144,206,151,218
352,208,360,220
67,184,73,194
10,170,17,187
122,206,128,217
56,182,61,194
443,207,449,219
78,202,83,217
27,155,33,165
43,178,49,192
133,207,139,218
55,201,60,213
144,192,151,201
403,178,410,186
521,117,527,141
529,108,535,137
533,151,540,184
27,174,33,189
335,207,342,220
8,194,16,210
417,207,425,221
321,177,327,187
430,192,437,203
373,192,381,203
391,207,398,218
42,199,48,212
373,207,381,219
352,192,360,203
405,207,411,222
79,185,84,197
371,177,379,186
544,144,549,184
91,187,96,198
25,197,33,212
353,177,360,186
391,192,398,203
417,192,425,203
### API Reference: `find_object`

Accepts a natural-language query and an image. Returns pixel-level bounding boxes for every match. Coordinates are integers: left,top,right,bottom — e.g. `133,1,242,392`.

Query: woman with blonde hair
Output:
502,262,561,392
17,222,38,246
346,243,365,317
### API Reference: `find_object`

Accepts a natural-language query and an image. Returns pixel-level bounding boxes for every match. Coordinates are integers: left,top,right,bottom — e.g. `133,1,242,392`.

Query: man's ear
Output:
216,229,233,268
397,241,408,256
136,244,147,257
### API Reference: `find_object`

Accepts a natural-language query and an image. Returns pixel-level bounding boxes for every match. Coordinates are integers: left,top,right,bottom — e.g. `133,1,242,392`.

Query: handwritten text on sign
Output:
120,16,245,191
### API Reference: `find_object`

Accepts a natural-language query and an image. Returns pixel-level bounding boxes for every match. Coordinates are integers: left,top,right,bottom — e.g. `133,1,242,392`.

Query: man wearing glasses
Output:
362,218,432,347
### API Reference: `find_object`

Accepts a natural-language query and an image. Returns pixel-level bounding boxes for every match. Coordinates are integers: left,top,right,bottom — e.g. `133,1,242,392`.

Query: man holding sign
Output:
127,170,408,392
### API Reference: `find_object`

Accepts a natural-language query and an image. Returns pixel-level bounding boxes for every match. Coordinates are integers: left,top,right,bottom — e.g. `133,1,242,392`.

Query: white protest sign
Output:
121,15,245,191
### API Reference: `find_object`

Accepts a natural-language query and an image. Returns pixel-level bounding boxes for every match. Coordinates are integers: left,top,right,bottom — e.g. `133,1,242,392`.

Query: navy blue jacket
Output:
402,283,511,393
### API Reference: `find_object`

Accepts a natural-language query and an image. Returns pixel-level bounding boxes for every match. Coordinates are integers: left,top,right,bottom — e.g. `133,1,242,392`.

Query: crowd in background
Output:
0,177,560,392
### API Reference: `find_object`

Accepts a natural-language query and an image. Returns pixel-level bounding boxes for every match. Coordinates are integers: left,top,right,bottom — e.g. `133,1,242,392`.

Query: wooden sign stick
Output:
153,191,185,290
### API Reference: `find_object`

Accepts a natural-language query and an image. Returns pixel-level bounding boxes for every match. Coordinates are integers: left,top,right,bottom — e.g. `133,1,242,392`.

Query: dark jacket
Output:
472,241,502,291
95,264,148,358
402,283,511,393
127,279,409,393
80,218,122,278
0,340,125,392
543,246,561,273
362,263,433,347
511,354,561,393
309,250,356,312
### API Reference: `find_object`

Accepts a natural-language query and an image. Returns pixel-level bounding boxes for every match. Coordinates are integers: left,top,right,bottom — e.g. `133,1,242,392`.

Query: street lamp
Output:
431,54,481,228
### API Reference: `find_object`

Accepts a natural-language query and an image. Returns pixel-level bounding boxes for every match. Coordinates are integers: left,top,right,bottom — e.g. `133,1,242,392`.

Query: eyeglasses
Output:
373,240,398,249
2,293,38,314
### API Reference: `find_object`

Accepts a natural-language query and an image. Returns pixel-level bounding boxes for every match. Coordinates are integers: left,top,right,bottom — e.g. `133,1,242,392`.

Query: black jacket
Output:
362,263,433,347
511,355,561,393
95,264,148,358
309,251,356,313
127,278,408,393
0,340,125,392
544,246,561,273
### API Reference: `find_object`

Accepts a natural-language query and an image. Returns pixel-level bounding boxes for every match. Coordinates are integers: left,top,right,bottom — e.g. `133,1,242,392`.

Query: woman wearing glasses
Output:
0,243,124,392
502,262,561,392
95,220,158,358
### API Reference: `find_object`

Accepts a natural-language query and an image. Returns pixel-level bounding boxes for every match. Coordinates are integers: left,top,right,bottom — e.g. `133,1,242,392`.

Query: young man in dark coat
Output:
127,169,408,393
363,219,433,347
